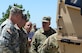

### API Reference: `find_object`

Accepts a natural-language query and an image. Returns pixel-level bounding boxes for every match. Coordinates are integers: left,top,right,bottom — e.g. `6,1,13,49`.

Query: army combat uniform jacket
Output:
18,28,28,53
0,19,13,36
38,33,59,53
0,19,20,53
0,19,28,53
31,27,56,53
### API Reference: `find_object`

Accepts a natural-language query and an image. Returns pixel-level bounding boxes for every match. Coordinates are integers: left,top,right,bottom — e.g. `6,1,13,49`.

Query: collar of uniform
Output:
14,24,20,30
22,28,27,34
39,28,44,33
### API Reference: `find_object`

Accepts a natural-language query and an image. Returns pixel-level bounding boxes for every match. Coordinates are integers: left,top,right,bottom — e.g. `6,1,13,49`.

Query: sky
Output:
0,0,58,28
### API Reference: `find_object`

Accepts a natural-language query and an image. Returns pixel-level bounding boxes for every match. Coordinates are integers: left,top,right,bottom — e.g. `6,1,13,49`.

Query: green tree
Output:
0,3,30,24
27,10,30,21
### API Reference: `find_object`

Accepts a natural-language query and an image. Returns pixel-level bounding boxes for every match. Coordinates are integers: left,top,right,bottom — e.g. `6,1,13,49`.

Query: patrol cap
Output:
42,16,51,22
33,23,36,26
33,23,36,27
22,14,28,21
10,6,23,14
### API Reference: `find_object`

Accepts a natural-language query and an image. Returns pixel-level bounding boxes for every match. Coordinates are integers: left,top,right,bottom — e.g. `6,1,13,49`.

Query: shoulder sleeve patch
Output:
7,28,12,34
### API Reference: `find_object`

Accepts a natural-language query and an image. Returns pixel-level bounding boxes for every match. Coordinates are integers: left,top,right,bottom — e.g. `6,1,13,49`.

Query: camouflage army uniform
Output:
0,19,20,53
0,21,28,53
38,33,59,53
0,19,13,36
31,27,56,53
18,28,28,53
14,24,29,53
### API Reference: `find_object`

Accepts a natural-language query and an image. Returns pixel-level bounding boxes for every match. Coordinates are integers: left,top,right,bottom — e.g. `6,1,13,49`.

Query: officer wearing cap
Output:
38,17,59,53
0,6,24,53
31,16,56,53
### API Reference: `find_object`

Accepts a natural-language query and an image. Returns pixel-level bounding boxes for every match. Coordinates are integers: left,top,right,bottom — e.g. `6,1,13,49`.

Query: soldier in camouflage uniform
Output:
38,33,59,53
0,6,24,53
16,14,29,53
31,16,56,53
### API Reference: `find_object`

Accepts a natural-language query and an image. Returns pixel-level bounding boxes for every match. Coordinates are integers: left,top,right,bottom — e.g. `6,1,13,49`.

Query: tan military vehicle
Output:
56,0,82,53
